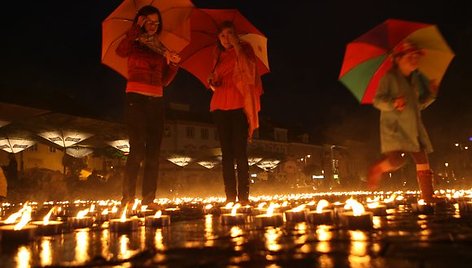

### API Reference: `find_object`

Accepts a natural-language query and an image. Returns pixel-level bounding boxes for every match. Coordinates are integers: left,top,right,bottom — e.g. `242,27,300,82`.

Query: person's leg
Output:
367,151,405,190
142,97,164,205
411,151,436,202
213,110,237,202
232,110,250,203
123,93,146,204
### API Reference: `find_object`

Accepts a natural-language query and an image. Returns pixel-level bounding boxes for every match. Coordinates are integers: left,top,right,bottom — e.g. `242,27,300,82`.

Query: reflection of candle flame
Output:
16,246,32,268
76,209,89,219
316,200,329,213
154,210,162,218
40,238,53,267
231,204,241,216
14,206,32,230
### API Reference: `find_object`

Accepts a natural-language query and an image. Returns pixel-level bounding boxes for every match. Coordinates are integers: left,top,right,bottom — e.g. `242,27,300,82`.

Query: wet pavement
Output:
1,191,472,267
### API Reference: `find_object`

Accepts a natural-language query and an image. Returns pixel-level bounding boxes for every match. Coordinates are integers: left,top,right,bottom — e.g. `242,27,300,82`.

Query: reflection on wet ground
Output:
1,191,472,267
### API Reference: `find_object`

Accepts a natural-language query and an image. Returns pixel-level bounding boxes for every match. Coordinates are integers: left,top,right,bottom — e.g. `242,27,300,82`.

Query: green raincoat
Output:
373,68,435,154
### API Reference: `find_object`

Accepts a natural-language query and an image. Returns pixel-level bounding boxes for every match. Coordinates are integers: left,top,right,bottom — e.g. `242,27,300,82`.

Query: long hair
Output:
216,20,236,51
133,5,163,35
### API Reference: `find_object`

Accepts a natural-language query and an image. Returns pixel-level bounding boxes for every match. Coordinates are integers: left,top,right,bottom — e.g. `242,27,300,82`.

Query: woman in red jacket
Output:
209,21,263,204
116,5,180,209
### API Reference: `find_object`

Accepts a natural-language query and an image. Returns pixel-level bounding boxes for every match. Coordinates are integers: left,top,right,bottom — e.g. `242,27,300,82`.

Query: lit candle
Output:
411,199,434,214
255,204,284,227
0,205,37,243
307,199,334,225
109,206,139,232
69,209,94,229
220,204,246,225
339,200,373,230
31,207,63,235
145,210,171,228
284,204,307,223
366,202,388,216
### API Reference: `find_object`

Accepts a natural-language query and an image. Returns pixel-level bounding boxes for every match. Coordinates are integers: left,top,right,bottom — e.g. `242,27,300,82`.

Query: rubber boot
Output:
417,170,436,203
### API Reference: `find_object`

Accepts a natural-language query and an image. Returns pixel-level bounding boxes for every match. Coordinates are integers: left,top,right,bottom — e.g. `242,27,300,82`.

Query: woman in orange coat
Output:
208,21,263,204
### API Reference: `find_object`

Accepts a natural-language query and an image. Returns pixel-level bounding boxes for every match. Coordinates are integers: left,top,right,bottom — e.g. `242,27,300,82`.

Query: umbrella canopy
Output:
0,137,36,154
66,146,94,158
180,8,269,87
38,130,93,148
108,139,130,154
102,0,193,77
339,19,455,104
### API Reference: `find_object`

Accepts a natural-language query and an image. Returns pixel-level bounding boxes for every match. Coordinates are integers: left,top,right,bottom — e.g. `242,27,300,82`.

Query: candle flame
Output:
231,204,241,216
154,210,162,218
367,202,380,209
257,202,266,209
14,206,32,230
131,199,140,211
90,204,95,213
266,203,276,216
224,202,234,209
120,205,127,222
141,205,148,212
418,199,426,205
76,209,89,219
292,204,306,212
316,200,329,213
101,208,109,215
351,202,365,216
42,207,56,225
204,204,213,210
4,203,29,224
111,205,118,214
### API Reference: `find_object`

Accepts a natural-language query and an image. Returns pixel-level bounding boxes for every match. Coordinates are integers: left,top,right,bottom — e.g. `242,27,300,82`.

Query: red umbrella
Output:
339,19,455,104
180,8,270,87
102,0,193,78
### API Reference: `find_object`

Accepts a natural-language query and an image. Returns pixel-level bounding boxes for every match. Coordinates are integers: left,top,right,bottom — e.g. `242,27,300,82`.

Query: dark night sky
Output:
1,0,471,147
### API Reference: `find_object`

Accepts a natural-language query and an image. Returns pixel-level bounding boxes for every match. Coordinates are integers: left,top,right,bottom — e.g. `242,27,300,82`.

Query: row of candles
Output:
1,189,471,243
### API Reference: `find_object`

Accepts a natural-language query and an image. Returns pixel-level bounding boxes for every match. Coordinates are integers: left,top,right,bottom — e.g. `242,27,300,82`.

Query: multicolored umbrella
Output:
339,19,455,104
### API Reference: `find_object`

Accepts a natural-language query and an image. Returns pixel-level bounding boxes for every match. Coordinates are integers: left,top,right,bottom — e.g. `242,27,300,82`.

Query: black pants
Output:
123,93,164,205
212,109,249,202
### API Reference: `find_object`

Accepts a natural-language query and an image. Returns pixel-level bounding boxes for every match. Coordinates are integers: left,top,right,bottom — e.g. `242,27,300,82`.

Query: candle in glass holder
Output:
220,204,246,225
307,200,334,225
69,209,94,229
145,210,171,228
255,204,283,227
109,208,139,232
284,205,307,223
340,200,373,230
